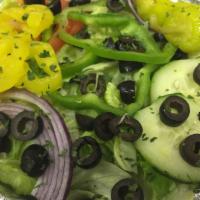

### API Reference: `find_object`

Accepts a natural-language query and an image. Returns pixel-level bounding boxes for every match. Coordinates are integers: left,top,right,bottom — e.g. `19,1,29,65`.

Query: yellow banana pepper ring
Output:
0,34,30,92
2,5,54,38
17,42,62,95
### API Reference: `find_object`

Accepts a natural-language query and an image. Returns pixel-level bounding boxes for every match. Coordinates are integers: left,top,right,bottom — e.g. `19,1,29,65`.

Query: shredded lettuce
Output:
69,160,130,200
0,138,36,197
113,137,137,174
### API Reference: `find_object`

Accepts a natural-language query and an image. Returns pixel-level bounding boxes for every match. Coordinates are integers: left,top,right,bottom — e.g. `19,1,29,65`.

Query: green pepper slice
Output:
58,9,176,64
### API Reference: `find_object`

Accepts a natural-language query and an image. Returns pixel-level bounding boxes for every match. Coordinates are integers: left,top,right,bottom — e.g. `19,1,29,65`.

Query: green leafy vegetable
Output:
114,137,137,174
70,160,130,199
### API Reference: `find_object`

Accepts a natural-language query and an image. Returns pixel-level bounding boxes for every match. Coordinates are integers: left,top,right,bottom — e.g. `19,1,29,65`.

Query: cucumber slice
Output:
135,95,200,182
151,59,200,102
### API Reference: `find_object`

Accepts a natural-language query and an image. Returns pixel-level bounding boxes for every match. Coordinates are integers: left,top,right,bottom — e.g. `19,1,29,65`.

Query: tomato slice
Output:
49,32,65,52
66,19,85,35
60,0,69,9
38,0,85,52
50,19,84,51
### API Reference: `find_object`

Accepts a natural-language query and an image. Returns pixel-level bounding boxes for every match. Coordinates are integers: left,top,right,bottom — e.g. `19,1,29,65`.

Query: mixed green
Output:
0,0,200,199
0,107,48,200
48,0,200,200
0,89,72,200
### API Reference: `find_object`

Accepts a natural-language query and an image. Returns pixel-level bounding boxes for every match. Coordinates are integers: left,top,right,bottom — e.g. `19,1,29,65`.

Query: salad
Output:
0,0,199,199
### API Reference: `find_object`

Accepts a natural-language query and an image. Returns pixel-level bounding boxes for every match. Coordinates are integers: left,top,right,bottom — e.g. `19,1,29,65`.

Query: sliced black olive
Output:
0,112,10,138
103,37,116,49
48,0,62,15
193,64,200,85
111,178,144,200
159,96,190,127
106,0,124,12
24,0,44,4
115,36,144,52
180,134,200,167
109,116,143,142
69,0,91,7
75,29,90,39
80,73,106,96
118,61,144,73
0,136,11,153
75,113,94,131
153,32,166,43
69,75,82,84
171,49,188,60
117,80,136,104
115,36,136,51
72,136,102,169
21,195,38,200
21,144,50,177
11,110,43,141
94,112,115,141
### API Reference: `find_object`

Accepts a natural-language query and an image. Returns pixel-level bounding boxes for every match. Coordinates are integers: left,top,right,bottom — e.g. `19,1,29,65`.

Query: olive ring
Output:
72,136,102,169
111,178,144,200
180,134,200,167
94,112,116,141
11,110,43,141
21,144,50,177
80,73,106,96
193,63,200,85
109,116,143,142
159,96,190,127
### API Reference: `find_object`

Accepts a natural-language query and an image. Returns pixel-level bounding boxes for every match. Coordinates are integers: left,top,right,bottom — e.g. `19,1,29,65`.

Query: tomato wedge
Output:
66,19,85,35
49,19,84,52
49,32,65,52
48,0,84,52
60,0,69,9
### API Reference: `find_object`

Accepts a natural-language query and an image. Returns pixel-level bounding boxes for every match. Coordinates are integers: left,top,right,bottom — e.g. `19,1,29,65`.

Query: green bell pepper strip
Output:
124,64,159,115
54,0,108,25
49,92,125,116
67,12,159,53
61,50,98,79
60,29,176,64
58,11,176,64
50,63,159,116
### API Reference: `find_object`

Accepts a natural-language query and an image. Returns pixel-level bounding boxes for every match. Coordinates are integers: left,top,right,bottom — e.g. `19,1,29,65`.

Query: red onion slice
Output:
0,89,72,200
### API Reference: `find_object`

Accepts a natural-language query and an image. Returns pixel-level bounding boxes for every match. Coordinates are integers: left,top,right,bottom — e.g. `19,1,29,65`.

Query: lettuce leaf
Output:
70,160,130,199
